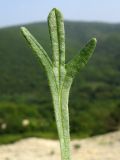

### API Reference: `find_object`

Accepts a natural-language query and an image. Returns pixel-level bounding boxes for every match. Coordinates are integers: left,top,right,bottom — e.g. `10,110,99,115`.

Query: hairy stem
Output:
51,81,72,160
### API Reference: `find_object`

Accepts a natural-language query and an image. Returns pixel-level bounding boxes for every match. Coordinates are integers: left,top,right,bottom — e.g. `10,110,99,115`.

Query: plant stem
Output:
51,80,72,160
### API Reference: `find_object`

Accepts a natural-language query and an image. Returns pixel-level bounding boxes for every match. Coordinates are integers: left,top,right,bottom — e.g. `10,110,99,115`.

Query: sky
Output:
0,0,120,28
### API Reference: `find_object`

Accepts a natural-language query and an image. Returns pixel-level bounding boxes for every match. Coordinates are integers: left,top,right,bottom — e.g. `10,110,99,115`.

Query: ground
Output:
0,131,120,160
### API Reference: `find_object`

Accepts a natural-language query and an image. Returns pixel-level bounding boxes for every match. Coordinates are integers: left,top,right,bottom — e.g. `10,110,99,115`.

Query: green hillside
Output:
0,21,120,143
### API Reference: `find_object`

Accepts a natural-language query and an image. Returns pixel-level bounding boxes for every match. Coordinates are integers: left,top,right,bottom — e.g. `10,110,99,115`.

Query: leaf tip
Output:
92,37,97,44
20,26,27,35
48,8,62,17
51,8,60,13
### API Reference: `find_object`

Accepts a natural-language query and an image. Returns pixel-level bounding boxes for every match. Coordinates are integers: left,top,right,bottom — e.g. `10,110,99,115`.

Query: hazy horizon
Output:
1,19,120,30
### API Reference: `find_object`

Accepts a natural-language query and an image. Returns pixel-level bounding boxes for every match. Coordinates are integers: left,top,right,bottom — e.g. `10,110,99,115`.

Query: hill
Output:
0,21,120,140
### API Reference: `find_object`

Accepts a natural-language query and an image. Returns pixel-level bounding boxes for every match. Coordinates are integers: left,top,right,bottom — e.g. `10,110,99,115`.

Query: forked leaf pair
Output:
21,8,97,160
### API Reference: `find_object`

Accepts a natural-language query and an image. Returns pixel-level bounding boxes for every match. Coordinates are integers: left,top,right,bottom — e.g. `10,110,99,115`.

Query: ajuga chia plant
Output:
21,8,97,160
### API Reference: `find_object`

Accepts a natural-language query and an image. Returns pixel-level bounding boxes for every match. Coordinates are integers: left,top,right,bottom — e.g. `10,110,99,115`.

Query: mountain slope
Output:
0,21,120,138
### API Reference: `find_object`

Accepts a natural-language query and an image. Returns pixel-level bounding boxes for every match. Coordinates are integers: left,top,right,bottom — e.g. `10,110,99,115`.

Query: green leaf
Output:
48,8,66,88
20,27,53,73
48,8,65,66
66,38,97,78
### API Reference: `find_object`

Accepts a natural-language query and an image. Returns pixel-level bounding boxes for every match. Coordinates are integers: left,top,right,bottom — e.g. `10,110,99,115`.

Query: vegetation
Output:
0,16,120,144
21,8,96,160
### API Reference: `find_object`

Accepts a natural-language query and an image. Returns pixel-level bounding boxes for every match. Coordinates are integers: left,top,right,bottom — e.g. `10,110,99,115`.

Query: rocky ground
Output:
0,131,120,160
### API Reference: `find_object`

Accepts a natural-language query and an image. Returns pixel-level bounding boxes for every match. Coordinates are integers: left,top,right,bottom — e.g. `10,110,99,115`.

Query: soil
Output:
0,131,120,160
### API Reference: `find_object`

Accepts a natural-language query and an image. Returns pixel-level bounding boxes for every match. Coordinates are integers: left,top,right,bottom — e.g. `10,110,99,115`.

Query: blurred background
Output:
0,0,120,145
